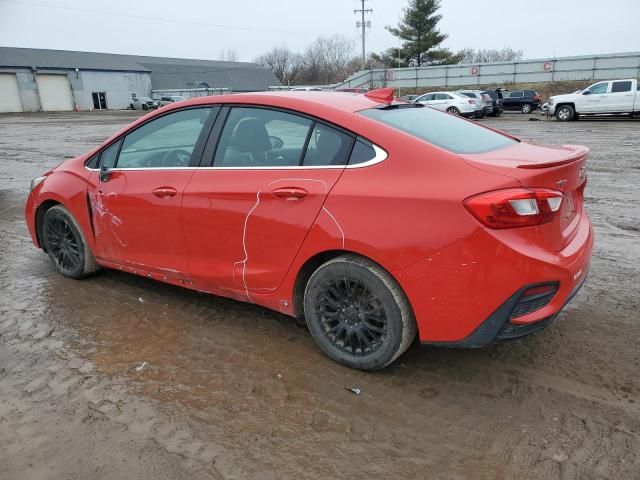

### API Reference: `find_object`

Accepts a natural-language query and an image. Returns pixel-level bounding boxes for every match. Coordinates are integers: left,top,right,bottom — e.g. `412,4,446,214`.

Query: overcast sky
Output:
1,0,639,62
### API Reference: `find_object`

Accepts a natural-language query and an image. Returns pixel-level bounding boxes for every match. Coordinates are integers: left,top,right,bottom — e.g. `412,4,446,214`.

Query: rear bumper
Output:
421,274,587,347
394,210,593,343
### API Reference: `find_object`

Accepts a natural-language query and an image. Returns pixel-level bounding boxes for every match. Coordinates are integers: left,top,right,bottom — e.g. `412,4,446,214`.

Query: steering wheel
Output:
160,149,191,167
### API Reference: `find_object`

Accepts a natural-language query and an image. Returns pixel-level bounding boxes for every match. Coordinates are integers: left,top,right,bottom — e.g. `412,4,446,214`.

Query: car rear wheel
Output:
555,105,574,121
446,106,460,115
303,254,416,370
521,103,533,114
42,205,99,279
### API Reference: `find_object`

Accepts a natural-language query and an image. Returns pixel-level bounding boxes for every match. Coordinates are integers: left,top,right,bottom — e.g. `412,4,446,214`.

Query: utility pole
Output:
354,0,373,68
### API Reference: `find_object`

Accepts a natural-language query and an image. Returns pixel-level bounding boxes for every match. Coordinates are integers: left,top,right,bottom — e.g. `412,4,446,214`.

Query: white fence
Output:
331,52,640,90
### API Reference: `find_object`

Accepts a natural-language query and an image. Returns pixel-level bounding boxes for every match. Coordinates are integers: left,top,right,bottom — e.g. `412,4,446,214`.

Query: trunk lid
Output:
460,142,588,251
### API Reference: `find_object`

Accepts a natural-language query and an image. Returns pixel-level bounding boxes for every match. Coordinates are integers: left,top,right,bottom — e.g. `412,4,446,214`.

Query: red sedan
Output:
25,88,593,370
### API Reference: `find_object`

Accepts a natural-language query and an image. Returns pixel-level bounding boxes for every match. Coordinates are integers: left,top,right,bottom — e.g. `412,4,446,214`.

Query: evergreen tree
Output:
386,0,460,67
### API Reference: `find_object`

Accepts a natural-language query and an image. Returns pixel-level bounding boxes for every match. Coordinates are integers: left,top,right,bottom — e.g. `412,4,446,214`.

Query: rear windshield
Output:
360,106,517,154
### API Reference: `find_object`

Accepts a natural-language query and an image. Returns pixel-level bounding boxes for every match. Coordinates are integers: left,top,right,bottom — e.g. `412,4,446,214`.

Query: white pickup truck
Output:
548,79,640,121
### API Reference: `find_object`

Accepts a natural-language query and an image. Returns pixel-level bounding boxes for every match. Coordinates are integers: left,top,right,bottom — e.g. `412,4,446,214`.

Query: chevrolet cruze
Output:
25,88,593,370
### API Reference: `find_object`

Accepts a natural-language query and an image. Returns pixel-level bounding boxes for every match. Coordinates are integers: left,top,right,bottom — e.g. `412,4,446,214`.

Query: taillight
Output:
468,99,476,104
533,95,540,101
463,188,563,229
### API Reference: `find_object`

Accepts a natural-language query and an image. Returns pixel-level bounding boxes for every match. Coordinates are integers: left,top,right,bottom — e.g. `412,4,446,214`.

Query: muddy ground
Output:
0,110,638,480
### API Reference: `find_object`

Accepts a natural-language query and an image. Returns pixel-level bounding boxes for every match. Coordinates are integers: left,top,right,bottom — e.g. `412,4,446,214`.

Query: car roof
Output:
168,91,390,114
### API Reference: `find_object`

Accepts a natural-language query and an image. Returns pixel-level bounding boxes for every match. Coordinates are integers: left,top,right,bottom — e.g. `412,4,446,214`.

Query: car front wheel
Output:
446,106,461,115
555,105,575,121
42,205,100,279
303,254,416,370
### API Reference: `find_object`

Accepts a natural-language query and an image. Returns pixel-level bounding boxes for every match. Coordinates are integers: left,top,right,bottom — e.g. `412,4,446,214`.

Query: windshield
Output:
360,106,517,154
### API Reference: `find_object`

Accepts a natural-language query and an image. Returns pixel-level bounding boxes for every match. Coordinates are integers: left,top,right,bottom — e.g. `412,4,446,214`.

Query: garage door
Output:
37,74,74,111
0,74,23,113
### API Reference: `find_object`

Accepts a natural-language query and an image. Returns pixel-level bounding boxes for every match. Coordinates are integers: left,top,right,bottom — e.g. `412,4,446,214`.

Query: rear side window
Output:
460,92,474,98
214,107,312,167
510,91,524,98
303,124,353,166
611,81,632,93
348,138,377,165
360,107,516,154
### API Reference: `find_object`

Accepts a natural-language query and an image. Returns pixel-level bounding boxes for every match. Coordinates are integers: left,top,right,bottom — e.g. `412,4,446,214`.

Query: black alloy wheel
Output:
316,276,387,356
304,254,416,370
42,205,99,279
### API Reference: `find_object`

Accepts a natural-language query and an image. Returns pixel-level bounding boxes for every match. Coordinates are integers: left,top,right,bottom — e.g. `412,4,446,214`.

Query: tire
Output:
303,254,416,370
142,104,148,111
42,205,100,279
446,106,460,115
555,104,575,121
521,103,533,114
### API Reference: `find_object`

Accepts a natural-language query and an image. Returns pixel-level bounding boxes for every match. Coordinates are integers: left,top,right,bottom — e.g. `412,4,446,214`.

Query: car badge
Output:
556,179,568,188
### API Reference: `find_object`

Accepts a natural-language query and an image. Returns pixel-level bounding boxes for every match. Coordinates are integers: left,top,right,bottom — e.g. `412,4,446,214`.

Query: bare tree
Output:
217,48,239,62
458,47,524,64
255,46,304,86
299,35,355,84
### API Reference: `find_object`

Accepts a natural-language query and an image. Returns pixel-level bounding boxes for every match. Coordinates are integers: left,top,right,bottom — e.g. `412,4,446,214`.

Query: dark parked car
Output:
502,90,541,113
481,90,504,117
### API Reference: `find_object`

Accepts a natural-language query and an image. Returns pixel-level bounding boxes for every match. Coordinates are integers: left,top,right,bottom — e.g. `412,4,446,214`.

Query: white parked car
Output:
548,79,640,121
130,96,158,110
414,91,483,118
158,95,186,107
456,90,494,117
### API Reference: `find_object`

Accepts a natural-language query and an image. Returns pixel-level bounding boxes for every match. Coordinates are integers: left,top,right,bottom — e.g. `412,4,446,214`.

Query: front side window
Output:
360,106,516,154
587,82,609,94
214,108,312,167
100,140,122,169
302,124,353,166
611,81,632,93
417,94,433,102
117,108,213,168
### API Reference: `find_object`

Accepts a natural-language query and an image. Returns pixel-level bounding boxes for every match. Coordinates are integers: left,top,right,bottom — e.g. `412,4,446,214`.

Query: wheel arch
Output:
291,249,415,323
556,102,576,111
35,199,62,252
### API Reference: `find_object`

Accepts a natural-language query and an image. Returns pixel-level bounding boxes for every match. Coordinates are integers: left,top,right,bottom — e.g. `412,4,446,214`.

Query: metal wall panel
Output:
0,73,23,112
36,74,74,111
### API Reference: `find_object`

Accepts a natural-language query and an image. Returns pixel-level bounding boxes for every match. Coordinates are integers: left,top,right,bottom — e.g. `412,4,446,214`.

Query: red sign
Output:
470,66,479,76
543,61,553,72
386,69,394,80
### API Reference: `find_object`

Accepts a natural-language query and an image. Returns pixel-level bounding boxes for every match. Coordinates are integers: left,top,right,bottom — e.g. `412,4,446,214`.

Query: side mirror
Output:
99,165,111,182
582,90,591,95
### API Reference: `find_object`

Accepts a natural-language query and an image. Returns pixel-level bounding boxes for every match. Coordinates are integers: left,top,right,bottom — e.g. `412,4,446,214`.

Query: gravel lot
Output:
0,110,638,480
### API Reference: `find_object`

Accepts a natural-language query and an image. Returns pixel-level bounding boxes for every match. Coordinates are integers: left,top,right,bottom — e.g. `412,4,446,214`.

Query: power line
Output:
3,0,321,37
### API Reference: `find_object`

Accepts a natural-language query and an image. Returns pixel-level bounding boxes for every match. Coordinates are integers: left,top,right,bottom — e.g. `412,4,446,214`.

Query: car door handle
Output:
152,186,177,198
271,187,308,200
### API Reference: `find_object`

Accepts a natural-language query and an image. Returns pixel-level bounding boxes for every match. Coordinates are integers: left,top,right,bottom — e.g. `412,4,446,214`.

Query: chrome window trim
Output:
84,143,388,171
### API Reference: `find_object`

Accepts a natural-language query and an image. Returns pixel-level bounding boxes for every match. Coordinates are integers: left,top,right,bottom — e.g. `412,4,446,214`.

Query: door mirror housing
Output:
99,165,111,182
582,90,591,95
